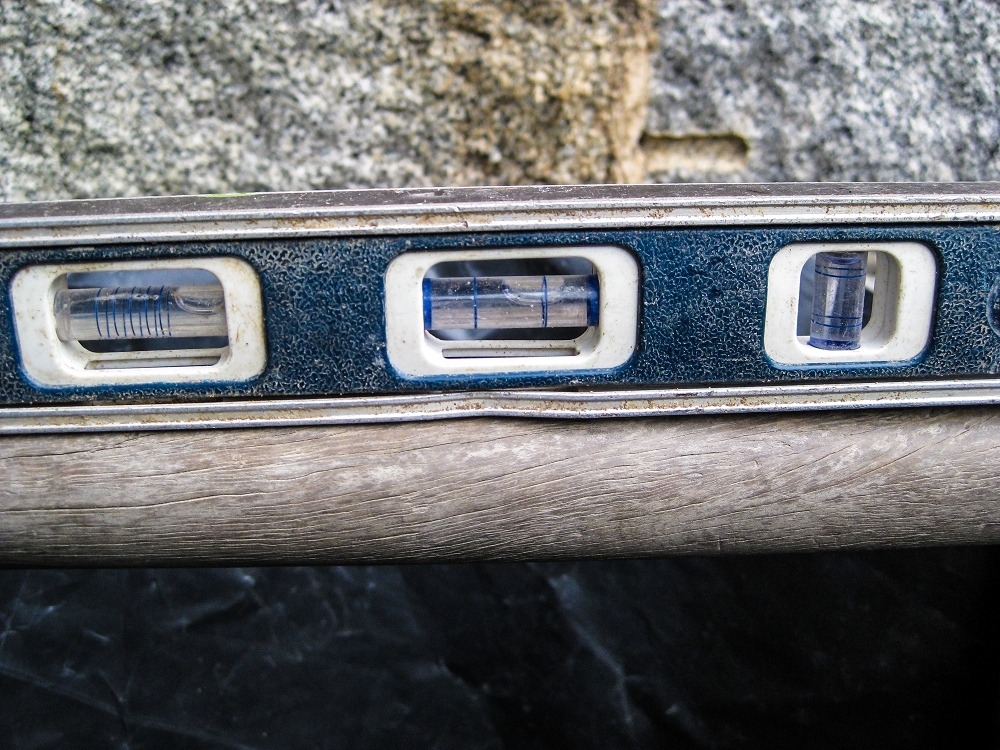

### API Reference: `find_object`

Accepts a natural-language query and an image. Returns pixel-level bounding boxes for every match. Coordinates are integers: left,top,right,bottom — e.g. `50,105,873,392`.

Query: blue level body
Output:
0,223,996,405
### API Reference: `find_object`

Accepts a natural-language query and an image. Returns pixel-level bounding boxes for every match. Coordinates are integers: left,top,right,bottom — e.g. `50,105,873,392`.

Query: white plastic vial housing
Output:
763,241,937,367
10,257,267,388
384,245,640,377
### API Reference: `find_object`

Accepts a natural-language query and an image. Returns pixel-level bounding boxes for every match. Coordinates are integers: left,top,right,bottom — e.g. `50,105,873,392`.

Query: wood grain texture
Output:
1,408,1000,566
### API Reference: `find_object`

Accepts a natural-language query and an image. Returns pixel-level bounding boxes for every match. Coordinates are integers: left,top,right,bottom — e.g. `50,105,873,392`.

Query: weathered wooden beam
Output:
1,408,999,566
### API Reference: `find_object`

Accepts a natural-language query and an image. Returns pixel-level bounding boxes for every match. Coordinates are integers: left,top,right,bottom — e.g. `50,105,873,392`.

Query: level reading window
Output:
384,247,639,376
798,251,872,351
423,274,599,333
764,242,937,367
421,257,600,357
11,258,266,388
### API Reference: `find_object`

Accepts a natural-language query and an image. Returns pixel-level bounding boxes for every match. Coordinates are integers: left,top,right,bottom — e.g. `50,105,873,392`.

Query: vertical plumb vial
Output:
808,252,868,350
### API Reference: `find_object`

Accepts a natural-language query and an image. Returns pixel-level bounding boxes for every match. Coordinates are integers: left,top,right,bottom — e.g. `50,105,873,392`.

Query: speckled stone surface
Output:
4,0,1000,198
0,0,650,201
648,0,1000,182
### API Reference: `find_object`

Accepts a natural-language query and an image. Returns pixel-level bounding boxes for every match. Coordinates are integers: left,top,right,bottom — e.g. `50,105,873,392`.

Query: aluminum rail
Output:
2,182,1000,248
0,378,999,434
2,183,1000,431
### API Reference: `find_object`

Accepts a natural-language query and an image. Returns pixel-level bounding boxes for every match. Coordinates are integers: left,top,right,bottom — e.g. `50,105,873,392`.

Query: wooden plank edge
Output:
1,407,998,566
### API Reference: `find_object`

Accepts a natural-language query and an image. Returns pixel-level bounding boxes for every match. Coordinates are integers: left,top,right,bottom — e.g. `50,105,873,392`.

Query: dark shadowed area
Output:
1,550,999,748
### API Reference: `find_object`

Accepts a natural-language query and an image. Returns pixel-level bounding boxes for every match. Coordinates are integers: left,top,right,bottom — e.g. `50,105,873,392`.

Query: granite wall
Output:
3,0,999,203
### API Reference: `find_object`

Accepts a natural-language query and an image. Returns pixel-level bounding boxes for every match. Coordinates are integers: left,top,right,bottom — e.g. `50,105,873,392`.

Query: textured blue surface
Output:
2,224,1000,405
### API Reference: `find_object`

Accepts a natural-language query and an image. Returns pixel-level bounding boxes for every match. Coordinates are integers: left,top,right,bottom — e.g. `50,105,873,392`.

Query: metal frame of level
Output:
2,182,1000,433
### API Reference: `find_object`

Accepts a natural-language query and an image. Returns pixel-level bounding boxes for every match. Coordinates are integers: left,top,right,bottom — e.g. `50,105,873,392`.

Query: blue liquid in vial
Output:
808,252,868,350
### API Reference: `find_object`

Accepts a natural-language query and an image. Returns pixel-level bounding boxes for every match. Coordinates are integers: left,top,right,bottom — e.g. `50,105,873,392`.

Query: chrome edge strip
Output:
2,379,1000,433
2,182,1000,248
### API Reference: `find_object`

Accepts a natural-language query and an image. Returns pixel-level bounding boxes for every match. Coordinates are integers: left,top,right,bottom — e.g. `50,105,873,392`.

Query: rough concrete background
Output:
1,0,999,201
0,0,651,199
648,0,1000,183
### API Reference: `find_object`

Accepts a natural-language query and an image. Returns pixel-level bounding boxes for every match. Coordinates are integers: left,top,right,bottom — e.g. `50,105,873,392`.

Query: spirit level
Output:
2,182,1000,434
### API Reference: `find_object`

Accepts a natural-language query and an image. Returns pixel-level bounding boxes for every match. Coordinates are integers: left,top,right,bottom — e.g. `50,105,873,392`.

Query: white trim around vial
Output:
384,246,640,377
764,241,938,367
11,257,267,388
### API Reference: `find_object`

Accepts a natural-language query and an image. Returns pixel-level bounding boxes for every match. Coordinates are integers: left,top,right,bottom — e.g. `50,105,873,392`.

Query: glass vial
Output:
423,275,599,331
54,284,228,342
808,252,868,350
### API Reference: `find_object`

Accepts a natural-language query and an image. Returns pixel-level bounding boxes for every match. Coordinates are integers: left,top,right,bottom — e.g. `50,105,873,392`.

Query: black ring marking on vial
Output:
422,278,433,330
810,319,864,330
155,286,165,337
110,287,121,338
586,274,600,327
142,287,151,338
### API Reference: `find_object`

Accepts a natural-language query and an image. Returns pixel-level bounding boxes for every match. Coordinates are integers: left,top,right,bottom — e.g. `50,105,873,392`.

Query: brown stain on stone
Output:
641,133,751,176
395,0,654,185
